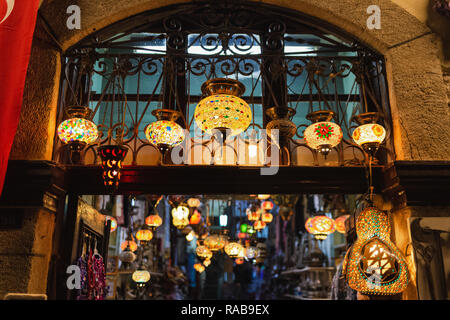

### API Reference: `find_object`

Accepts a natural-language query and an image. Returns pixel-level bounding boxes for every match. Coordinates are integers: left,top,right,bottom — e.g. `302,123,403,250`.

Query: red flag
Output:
0,0,40,194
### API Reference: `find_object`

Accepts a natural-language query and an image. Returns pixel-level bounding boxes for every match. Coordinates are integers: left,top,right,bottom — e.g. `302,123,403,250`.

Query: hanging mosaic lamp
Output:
172,204,190,220
194,78,252,138
204,234,228,252
245,246,258,259
57,106,98,163
145,109,185,156
235,258,244,265
261,212,273,224
194,263,205,273
254,220,266,231
119,243,136,263
98,145,128,191
196,245,213,260
305,215,336,240
351,112,386,157
342,207,409,295
247,205,261,222
224,241,244,258
203,259,211,267
136,224,153,246
145,214,163,229
261,200,274,211
187,198,201,208
265,107,297,147
132,267,151,287
335,215,350,234
189,209,202,225
304,110,343,156
120,240,138,252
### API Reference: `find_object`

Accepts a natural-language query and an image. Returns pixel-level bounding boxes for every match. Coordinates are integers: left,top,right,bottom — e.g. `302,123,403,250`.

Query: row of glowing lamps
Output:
57,78,387,189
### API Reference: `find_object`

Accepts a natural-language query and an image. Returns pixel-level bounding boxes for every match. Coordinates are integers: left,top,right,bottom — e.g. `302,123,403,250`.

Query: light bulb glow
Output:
57,118,98,144
145,120,185,148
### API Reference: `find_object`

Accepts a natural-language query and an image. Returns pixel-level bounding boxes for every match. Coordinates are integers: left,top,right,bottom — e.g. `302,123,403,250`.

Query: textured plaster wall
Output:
0,208,55,299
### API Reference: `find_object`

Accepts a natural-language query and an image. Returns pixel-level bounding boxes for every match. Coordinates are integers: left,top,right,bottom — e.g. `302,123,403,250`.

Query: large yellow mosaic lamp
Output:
194,78,252,139
342,207,409,296
304,110,343,157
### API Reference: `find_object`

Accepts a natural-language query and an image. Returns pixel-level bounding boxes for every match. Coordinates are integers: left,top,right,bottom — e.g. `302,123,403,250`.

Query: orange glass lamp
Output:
305,215,336,240
351,112,386,157
342,207,409,295
261,213,273,224
261,200,274,211
145,109,185,157
104,215,117,232
224,242,243,258
203,259,211,267
304,111,343,156
235,258,244,265
172,204,190,229
145,214,163,230
194,263,205,273
189,209,202,225
194,78,252,139
136,225,153,246
120,239,138,252
204,234,228,252
247,206,261,222
335,215,350,234
254,220,266,231
187,198,201,208
57,106,98,163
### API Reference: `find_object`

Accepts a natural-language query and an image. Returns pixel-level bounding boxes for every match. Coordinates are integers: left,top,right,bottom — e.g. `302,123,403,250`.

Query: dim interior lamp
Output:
351,112,386,157
189,209,202,225
261,212,273,224
342,207,409,295
119,243,136,263
195,78,252,139
246,206,261,222
136,225,153,244
204,234,228,252
132,267,151,287
187,198,201,208
186,230,196,242
203,259,211,267
265,107,297,147
305,215,336,240
194,263,205,273
254,220,266,231
57,106,98,148
196,245,213,260
257,194,271,200
261,201,274,211
104,215,117,232
304,110,343,156
335,215,350,234
145,109,185,156
278,205,294,221
245,246,258,259
145,214,163,229
224,242,243,258
120,239,138,252
98,145,128,191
